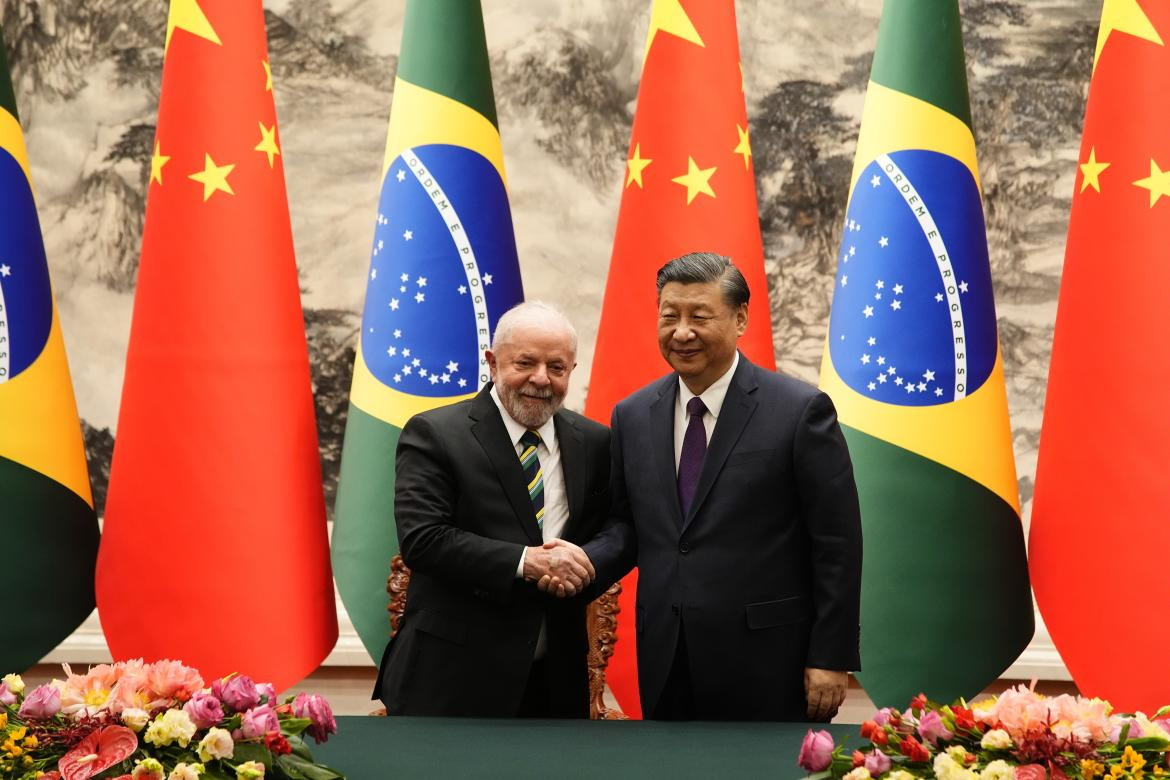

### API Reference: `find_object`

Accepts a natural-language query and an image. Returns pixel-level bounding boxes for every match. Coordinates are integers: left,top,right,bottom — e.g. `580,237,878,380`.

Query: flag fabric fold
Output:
0,34,99,674
818,0,1033,707
331,0,524,663
584,0,776,718
96,0,336,690
1030,0,1170,714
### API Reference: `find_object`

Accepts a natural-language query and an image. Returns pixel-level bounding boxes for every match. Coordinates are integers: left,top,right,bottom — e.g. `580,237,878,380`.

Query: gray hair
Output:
656,252,750,308
491,300,579,353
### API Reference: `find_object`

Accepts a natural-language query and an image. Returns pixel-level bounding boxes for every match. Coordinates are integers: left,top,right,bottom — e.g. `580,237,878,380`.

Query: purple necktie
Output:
677,396,708,523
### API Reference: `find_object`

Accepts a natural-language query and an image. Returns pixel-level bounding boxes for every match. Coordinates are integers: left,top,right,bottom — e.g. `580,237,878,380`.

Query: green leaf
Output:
232,742,275,769
285,734,315,761
280,716,312,738
273,754,346,780
200,764,236,780
1126,736,1170,751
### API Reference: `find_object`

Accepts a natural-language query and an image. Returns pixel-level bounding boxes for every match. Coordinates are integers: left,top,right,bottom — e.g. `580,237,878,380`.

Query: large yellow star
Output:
733,124,752,170
188,153,235,201
671,156,716,205
626,143,653,189
1079,147,1110,193
255,122,281,168
166,0,222,51
644,0,704,61
150,142,170,186
1134,159,1170,207
263,60,273,92
1093,0,1163,71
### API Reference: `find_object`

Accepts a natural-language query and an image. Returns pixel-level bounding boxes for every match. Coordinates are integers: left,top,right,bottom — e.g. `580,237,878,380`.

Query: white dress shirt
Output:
489,387,570,577
675,352,740,472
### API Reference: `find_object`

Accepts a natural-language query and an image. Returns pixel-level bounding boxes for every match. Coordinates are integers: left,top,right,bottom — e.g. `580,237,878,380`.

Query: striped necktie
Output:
519,429,545,530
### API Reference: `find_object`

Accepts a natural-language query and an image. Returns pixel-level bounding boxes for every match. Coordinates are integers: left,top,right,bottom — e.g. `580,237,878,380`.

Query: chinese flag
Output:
1030,0,1170,712
96,0,337,690
585,0,775,718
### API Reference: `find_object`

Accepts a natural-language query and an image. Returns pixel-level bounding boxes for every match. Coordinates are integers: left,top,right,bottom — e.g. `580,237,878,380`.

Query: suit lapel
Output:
468,388,543,545
683,357,759,533
650,374,685,533
554,413,586,541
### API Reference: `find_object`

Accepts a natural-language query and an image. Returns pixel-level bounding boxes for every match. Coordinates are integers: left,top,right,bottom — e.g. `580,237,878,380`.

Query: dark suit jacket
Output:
583,355,862,721
374,386,610,717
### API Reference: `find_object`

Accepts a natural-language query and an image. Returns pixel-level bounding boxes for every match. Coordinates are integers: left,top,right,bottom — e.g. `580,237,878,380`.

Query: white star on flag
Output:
870,175,881,187
458,378,468,387
841,276,848,287
924,370,935,381
876,280,884,289
867,337,876,346
877,356,886,365
878,374,887,384
419,368,428,377
959,281,969,293
370,269,377,280
879,236,889,248
403,230,413,241
415,292,425,303
935,293,944,302
394,329,402,338
401,273,409,282
441,374,451,383
861,354,870,364
458,285,467,295
446,361,459,373
429,375,439,385
412,358,421,367
387,346,397,357
403,348,411,357
389,299,399,310
484,274,493,285
396,170,406,182
403,365,413,375
893,283,903,295
417,277,427,287
0,264,10,277
891,300,901,311
863,305,874,318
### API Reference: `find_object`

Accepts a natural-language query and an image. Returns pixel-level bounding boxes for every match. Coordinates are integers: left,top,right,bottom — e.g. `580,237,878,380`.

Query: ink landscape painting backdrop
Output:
5,0,1096,676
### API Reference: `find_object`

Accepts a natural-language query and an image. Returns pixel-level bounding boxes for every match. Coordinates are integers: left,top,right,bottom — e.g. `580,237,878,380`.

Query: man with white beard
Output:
374,302,610,718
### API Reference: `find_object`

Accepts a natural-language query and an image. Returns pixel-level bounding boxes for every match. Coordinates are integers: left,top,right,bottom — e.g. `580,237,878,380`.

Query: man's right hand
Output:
524,539,595,598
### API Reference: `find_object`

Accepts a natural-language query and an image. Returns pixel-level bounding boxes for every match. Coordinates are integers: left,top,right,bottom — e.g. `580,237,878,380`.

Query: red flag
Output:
1030,0,1170,712
584,0,775,718
96,0,337,690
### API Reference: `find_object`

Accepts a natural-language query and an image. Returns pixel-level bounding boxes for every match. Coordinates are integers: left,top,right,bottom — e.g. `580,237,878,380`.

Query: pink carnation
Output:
294,693,337,744
988,685,1051,741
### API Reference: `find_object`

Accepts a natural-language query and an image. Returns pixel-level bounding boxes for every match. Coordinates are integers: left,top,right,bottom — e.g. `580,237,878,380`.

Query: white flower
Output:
168,763,205,780
235,761,265,779
121,707,151,732
145,708,198,748
843,769,871,780
887,773,918,780
980,760,1015,780
2,674,24,694
980,729,1012,750
197,727,235,762
934,752,978,780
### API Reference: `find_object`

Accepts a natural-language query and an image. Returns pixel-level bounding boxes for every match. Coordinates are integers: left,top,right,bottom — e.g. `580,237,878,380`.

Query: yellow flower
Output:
1124,746,1148,771
0,712,7,728
8,727,26,741
1082,759,1105,779
22,735,37,748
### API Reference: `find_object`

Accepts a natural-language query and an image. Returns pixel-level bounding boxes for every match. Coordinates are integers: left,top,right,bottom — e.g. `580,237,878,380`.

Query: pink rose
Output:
293,693,337,744
183,692,225,729
864,748,892,776
257,683,278,706
873,707,896,727
240,704,280,739
18,684,61,719
797,729,835,772
918,709,954,746
216,675,260,713
0,683,15,706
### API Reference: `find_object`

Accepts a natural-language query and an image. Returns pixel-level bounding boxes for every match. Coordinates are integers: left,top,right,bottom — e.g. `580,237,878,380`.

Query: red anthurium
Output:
58,726,138,780
1015,765,1048,780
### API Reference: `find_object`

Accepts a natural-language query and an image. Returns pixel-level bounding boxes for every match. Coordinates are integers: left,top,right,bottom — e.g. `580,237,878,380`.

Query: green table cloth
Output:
312,716,858,779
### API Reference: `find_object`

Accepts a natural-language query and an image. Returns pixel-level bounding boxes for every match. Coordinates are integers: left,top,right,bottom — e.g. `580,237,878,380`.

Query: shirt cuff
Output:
516,547,527,579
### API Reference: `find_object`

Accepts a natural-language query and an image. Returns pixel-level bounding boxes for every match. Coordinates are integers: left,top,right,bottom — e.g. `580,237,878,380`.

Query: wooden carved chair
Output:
384,555,629,719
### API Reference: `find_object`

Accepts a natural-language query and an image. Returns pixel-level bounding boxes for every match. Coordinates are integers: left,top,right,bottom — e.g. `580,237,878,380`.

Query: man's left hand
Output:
805,668,848,721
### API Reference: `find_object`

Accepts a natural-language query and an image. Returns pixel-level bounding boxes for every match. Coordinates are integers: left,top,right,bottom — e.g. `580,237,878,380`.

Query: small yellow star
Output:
1093,0,1163,71
188,153,235,201
262,60,273,92
255,122,281,168
1133,158,1170,207
671,156,717,204
626,143,653,189
166,0,221,51
644,0,704,61
150,142,170,186
733,124,752,170
1079,147,1110,193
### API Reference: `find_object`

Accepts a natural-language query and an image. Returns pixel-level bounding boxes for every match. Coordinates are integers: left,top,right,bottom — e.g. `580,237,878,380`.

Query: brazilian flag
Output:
0,37,99,673
818,0,1033,707
332,0,524,660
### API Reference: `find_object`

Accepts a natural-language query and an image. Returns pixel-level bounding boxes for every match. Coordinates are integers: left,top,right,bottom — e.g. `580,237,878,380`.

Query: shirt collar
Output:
678,351,740,419
490,385,557,448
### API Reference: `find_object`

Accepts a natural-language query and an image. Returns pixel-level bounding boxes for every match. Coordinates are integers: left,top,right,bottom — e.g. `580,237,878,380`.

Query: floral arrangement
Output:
799,686,1170,779
0,661,343,780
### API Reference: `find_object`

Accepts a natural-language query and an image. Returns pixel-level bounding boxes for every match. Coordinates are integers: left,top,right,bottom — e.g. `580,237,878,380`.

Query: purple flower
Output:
918,710,954,746
293,693,337,744
0,683,15,707
18,684,61,719
873,707,896,727
1112,718,1144,742
240,704,280,739
216,675,260,713
257,683,278,706
183,692,225,729
797,729,835,772
865,748,892,775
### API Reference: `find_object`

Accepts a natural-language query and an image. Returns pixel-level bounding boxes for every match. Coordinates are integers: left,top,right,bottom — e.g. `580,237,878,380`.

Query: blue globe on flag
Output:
0,149,53,384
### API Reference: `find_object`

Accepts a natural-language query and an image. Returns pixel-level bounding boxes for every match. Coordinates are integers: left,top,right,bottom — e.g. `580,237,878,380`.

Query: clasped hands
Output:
523,539,595,598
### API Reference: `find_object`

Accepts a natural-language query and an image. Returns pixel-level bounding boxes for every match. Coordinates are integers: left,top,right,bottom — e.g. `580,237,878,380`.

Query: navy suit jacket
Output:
583,355,862,720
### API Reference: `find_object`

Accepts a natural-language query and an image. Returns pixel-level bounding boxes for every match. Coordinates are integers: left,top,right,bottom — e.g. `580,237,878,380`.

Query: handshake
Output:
523,539,596,598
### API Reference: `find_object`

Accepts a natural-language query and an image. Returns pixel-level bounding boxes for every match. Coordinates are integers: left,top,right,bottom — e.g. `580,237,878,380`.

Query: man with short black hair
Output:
579,252,863,722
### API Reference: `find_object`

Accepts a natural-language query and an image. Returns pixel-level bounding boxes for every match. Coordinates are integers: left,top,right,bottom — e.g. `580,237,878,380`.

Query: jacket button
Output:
679,543,690,554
